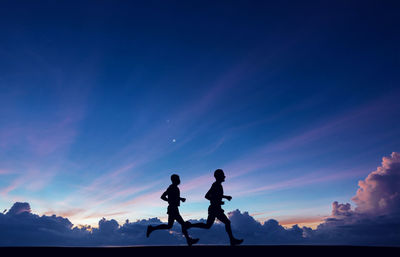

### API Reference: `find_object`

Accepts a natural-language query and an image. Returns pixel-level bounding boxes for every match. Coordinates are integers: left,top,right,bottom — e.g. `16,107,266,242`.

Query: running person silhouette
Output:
146,174,199,246
190,169,243,246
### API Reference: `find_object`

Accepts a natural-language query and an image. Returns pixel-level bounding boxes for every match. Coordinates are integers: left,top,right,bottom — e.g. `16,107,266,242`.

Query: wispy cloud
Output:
235,168,367,197
210,90,400,184
0,169,12,175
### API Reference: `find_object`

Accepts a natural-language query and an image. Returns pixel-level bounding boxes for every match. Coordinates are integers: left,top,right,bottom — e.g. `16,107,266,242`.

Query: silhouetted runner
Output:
190,169,243,246
146,174,199,246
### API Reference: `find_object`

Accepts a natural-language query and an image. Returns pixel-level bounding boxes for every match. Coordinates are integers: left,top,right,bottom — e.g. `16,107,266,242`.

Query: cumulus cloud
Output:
352,152,400,215
0,202,306,246
331,201,352,218
0,152,399,246
227,210,304,244
0,202,88,246
326,152,400,222
307,152,400,246
7,202,31,215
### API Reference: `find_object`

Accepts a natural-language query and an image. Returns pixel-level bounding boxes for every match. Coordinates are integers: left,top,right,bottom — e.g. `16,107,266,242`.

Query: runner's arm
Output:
160,190,168,201
205,185,214,200
223,195,232,201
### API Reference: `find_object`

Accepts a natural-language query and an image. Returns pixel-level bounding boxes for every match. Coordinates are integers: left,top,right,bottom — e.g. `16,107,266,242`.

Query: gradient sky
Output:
0,1,399,229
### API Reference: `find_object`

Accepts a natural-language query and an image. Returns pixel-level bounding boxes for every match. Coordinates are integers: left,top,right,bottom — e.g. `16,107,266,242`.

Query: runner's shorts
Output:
208,204,224,216
167,205,180,215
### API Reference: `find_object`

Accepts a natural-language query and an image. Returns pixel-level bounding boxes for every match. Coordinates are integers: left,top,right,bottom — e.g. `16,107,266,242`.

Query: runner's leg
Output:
175,213,190,239
216,212,234,241
152,214,175,230
190,213,215,229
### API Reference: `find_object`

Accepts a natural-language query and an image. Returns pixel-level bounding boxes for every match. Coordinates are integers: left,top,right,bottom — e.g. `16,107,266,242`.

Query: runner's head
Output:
214,169,225,182
171,174,180,185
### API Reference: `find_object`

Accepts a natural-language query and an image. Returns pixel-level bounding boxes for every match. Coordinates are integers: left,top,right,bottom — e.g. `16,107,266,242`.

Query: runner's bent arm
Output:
161,190,168,201
223,195,232,201
205,185,215,200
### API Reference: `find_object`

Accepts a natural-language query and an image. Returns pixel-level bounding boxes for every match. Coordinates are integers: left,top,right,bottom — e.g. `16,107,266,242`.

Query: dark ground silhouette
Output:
1,245,398,257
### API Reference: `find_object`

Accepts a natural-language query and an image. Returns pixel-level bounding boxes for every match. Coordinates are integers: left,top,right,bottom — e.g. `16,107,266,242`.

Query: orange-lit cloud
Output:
278,216,326,229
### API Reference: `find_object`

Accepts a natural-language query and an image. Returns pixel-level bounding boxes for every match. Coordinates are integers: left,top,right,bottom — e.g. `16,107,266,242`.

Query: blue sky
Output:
0,1,399,228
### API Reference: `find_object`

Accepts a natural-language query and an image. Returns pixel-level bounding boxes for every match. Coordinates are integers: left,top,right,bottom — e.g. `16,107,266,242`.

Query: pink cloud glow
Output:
352,152,400,215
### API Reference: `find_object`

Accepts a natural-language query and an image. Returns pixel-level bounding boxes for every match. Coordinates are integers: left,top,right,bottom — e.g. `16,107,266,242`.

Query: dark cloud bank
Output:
1,152,400,246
